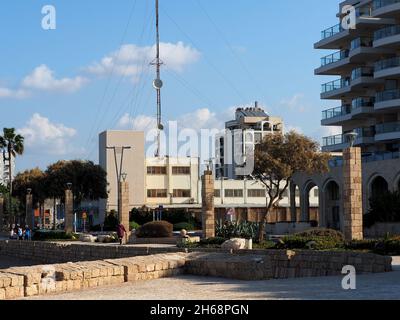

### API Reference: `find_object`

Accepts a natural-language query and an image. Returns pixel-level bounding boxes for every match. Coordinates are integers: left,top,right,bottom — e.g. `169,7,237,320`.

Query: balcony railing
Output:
323,128,375,147
323,134,344,147
329,151,400,167
322,105,351,120
373,0,400,10
352,97,375,109
321,23,344,40
320,50,349,67
375,56,400,71
351,37,374,50
351,67,374,80
356,6,373,17
376,88,400,102
374,25,400,40
321,78,350,93
376,122,400,134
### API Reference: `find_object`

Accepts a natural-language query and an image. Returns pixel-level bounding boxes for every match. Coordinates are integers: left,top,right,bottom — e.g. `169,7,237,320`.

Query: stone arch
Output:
322,179,341,231
368,174,389,199
394,172,400,191
300,180,319,223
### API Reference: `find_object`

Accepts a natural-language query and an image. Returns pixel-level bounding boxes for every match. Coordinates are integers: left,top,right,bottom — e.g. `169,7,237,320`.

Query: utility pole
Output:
151,0,164,158
106,146,131,220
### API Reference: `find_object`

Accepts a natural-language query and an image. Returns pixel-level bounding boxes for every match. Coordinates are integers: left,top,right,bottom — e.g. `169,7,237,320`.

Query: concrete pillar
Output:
119,181,130,231
290,183,297,222
26,194,33,228
342,147,363,241
299,189,309,222
0,195,4,230
202,170,215,239
64,189,74,233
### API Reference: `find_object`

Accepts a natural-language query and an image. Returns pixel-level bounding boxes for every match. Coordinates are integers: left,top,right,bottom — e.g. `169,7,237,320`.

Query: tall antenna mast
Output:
151,0,164,158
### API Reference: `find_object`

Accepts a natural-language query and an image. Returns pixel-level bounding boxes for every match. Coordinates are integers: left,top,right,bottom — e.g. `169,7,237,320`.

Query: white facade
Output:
216,104,284,179
0,153,15,187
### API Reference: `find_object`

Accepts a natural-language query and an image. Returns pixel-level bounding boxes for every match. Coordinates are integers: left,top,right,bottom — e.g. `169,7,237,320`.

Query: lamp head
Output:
345,131,358,147
121,173,128,182
27,188,32,195
66,182,73,190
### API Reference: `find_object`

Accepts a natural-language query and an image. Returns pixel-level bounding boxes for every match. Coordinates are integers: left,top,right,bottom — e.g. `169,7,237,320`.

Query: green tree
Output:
45,160,108,207
253,131,330,242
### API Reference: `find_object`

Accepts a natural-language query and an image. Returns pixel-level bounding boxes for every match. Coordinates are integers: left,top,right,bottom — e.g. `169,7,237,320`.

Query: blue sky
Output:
0,0,340,172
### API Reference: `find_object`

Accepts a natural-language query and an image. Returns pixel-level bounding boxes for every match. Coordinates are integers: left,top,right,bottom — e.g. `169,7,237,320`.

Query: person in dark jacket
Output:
117,223,127,245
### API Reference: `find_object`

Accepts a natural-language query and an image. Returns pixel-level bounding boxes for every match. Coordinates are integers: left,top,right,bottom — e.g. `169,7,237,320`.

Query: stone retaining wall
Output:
0,240,181,264
0,253,187,299
186,250,392,280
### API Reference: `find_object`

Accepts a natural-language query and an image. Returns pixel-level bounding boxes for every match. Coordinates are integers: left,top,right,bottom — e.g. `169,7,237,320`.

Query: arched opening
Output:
324,181,341,231
304,181,319,224
370,176,389,198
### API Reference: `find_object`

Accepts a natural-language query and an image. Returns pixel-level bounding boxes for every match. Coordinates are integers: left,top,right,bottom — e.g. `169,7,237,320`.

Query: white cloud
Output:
0,87,30,99
22,64,88,93
18,114,77,156
117,113,157,132
0,65,88,99
280,94,307,113
87,42,201,80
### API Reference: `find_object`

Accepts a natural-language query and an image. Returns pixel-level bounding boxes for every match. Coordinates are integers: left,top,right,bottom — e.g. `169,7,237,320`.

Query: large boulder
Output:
221,238,247,250
79,234,97,243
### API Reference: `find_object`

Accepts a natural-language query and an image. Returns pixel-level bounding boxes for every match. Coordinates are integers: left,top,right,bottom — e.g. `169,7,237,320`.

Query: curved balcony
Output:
375,56,400,78
321,105,352,126
322,128,375,152
375,122,400,141
374,25,400,48
350,37,394,61
315,50,350,75
373,0,400,18
375,89,400,111
350,67,382,89
321,78,351,99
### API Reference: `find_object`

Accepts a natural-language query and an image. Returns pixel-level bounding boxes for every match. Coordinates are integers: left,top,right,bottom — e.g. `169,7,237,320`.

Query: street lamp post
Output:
26,188,32,227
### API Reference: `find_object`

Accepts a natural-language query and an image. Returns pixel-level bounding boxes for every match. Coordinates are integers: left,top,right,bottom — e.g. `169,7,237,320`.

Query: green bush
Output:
32,230,78,241
200,237,227,246
103,211,119,231
253,241,277,249
216,220,259,241
373,239,400,255
129,221,140,231
279,229,345,250
173,222,195,231
136,221,173,238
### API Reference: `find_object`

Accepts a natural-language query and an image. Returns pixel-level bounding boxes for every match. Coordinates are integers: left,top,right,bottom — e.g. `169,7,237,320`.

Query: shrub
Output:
373,239,400,256
216,220,259,241
103,211,119,231
129,221,140,231
32,230,78,241
365,191,400,228
200,237,227,246
173,222,195,231
136,221,173,238
279,229,345,250
296,228,345,241
345,239,378,251
253,241,277,249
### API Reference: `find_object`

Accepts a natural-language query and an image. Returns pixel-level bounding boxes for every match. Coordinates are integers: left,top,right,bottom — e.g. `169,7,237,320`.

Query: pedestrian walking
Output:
117,223,127,245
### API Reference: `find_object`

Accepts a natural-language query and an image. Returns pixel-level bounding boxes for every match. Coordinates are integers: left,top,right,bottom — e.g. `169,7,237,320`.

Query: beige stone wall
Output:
343,147,363,241
202,171,215,239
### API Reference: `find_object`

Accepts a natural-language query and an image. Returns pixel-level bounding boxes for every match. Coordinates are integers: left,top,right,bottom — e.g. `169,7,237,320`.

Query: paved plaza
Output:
21,257,400,300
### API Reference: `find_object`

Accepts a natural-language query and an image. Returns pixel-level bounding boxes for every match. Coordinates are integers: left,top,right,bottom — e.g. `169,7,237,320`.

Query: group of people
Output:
9,225,31,241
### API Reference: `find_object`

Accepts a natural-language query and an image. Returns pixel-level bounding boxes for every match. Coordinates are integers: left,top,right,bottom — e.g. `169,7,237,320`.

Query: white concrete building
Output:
0,153,15,187
216,103,284,179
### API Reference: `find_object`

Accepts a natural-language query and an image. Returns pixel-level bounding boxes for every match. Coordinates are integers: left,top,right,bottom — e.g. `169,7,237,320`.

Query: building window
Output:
225,189,243,198
248,189,266,197
147,167,167,175
214,190,221,198
147,189,168,198
172,167,191,175
173,189,191,198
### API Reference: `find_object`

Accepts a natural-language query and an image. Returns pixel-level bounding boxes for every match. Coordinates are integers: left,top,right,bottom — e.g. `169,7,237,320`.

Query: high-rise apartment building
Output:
316,0,400,156
0,153,15,187
216,103,284,179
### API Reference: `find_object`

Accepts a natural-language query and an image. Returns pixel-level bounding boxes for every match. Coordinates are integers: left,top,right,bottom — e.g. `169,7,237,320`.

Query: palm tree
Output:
0,128,24,222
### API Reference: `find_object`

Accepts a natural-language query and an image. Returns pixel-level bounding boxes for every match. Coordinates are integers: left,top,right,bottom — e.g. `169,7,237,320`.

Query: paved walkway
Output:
23,257,400,300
